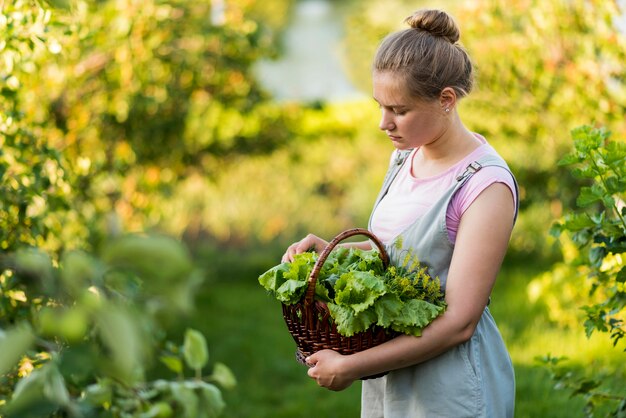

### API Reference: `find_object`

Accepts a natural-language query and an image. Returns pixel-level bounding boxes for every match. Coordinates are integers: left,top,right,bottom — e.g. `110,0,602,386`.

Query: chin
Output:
391,142,411,150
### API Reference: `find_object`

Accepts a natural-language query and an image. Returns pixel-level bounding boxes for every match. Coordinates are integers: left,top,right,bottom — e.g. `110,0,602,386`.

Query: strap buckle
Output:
456,161,483,181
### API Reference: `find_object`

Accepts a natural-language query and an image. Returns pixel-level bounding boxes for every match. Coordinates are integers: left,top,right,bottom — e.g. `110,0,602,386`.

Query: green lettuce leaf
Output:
258,252,317,304
334,271,386,313
258,245,447,338
389,299,445,336
275,279,308,304
373,293,403,328
341,248,385,276
314,279,331,303
258,263,290,293
327,304,377,337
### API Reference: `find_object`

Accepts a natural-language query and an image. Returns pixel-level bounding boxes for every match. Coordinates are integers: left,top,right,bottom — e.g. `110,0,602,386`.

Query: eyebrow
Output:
372,97,406,108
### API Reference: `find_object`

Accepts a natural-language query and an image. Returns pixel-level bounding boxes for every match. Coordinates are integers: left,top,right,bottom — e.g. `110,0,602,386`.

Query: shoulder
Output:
458,166,517,205
453,159,518,220
459,138,516,187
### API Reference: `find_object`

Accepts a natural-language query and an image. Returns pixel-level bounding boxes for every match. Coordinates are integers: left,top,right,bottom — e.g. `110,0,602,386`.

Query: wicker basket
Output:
281,228,397,379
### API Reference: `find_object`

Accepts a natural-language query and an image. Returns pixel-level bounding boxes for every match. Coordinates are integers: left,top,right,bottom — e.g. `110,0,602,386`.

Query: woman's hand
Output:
281,234,329,263
305,350,356,391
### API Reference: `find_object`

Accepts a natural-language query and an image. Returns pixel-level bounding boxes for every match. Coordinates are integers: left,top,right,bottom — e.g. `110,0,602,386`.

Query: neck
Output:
421,118,479,162
411,118,481,178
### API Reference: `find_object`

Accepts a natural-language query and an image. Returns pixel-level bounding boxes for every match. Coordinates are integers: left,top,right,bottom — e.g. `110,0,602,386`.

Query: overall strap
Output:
368,150,412,229
454,155,520,223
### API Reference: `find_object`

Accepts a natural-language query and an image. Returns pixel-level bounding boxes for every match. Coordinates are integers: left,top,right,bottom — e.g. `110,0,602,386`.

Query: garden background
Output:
1,0,625,417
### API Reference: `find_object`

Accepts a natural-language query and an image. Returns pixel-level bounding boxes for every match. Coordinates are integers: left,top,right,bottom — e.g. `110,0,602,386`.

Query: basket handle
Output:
304,228,389,306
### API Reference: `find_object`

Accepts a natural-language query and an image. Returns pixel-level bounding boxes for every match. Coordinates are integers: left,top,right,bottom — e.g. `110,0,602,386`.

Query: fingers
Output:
306,357,321,385
281,234,327,263
305,354,317,367
281,241,305,263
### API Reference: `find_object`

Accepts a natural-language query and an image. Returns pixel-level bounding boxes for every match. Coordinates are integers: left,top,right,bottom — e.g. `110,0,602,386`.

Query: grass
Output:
184,245,624,418
185,275,362,418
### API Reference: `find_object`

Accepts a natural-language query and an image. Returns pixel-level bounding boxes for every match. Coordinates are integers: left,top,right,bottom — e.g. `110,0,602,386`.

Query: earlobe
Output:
440,87,457,112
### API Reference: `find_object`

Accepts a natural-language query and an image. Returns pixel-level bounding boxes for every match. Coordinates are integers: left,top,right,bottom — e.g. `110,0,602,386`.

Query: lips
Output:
387,134,401,141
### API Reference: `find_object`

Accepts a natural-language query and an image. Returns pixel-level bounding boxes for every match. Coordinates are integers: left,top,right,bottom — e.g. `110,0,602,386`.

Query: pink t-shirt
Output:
370,135,517,244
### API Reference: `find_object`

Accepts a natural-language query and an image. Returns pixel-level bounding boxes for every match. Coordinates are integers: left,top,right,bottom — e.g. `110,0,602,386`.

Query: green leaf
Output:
183,328,209,371
275,279,307,304
373,293,403,328
588,246,606,267
314,279,331,303
577,186,602,207
96,305,145,384
82,381,113,406
137,402,174,418
210,362,237,390
334,271,386,313
42,364,70,406
197,382,226,418
3,368,49,416
258,263,290,292
562,213,595,231
571,166,596,180
170,382,199,418
258,252,316,304
557,152,581,166
549,221,564,238
0,323,35,375
160,355,184,375
390,299,445,337
3,363,67,417
327,304,377,336
572,379,601,396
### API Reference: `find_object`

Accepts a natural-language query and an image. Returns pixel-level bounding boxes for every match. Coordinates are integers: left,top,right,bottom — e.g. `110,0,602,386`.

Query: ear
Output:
439,87,457,112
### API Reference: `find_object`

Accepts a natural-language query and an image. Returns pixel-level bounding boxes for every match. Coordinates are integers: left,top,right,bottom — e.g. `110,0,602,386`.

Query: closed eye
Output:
376,103,407,116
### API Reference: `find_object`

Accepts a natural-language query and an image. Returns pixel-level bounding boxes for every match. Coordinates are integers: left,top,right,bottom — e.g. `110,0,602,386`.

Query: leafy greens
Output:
258,247,447,337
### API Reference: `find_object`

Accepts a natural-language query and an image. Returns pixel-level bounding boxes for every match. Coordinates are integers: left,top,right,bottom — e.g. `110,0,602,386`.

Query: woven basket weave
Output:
281,228,397,379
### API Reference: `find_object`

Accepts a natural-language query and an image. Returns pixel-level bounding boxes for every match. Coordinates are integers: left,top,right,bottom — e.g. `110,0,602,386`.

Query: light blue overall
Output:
362,151,518,418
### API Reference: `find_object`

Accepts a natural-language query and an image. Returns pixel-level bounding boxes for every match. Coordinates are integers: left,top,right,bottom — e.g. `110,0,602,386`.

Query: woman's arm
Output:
306,183,516,390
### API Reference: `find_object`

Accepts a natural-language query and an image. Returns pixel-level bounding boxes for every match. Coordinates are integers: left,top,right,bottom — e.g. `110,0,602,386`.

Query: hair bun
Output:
405,9,460,43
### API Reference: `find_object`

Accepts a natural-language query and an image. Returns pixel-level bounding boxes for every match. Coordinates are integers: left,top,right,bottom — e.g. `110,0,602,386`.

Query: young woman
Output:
282,9,518,418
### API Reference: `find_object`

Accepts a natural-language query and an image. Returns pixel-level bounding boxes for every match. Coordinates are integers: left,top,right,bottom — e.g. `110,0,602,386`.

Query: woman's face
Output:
373,71,447,150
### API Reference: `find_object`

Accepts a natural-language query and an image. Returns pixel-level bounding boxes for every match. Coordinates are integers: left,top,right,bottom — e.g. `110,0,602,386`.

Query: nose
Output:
379,109,395,131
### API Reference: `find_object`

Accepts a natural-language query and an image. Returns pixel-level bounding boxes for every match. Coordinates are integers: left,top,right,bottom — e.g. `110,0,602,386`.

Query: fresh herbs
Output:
258,247,446,337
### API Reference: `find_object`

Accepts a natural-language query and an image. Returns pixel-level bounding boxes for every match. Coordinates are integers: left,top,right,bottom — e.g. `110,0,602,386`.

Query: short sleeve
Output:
446,166,517,242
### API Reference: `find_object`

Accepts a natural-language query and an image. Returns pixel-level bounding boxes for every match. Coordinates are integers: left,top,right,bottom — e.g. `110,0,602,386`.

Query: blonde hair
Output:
373,9,473,100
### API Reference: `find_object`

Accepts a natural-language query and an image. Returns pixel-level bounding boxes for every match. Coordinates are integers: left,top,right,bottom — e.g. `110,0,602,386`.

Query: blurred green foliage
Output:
341,0,626,260
536,126,625,416
0,232,234,417
1,0,294,415
1,0,626,416
460,0,626,260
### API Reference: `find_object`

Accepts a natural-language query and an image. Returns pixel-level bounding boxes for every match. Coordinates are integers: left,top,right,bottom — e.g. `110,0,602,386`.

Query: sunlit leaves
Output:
546,125,626,415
